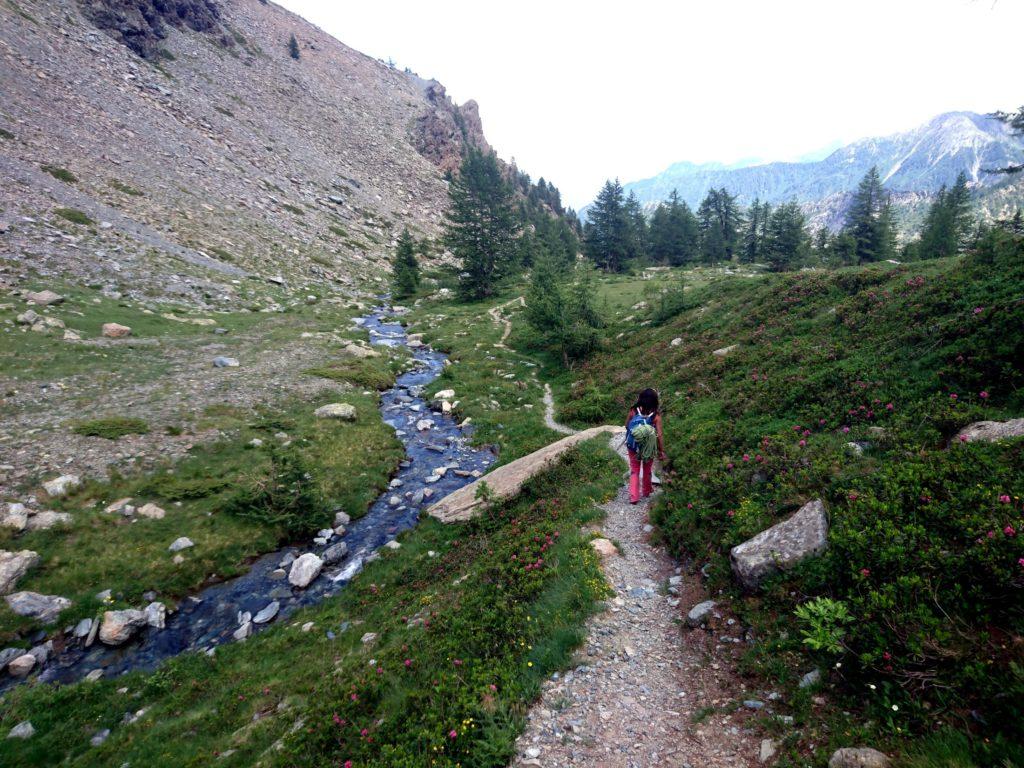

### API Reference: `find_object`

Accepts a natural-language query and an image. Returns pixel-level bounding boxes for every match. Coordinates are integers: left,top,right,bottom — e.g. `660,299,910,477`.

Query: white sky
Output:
277,0,1024,208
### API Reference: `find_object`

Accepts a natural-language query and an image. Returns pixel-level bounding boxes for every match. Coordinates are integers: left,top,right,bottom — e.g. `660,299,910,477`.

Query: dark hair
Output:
633,388,659,415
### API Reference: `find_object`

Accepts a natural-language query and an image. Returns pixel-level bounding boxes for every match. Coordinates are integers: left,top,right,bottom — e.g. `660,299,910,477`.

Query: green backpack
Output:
626,414,658,461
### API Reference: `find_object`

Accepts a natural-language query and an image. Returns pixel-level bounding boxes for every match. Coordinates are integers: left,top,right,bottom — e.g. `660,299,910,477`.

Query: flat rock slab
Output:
5,591,71,623
314,403,356,421
829,748,891,768
956,417,1024,443
730,499,829,589
427,425,624,523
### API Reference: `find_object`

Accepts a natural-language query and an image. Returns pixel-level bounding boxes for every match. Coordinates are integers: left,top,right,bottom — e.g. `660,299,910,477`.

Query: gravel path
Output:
543,384,576,436
511,440,760,768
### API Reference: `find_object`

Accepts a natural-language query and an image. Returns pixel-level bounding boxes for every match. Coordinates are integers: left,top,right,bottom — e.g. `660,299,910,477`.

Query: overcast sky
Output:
277,0,1023,208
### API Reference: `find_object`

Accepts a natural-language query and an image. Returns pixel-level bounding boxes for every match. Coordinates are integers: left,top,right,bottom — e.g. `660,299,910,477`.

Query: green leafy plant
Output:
794,596,853,654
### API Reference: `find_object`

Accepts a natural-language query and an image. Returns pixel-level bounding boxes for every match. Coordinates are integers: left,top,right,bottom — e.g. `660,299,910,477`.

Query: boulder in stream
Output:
288,553,323,588
99,609,148,645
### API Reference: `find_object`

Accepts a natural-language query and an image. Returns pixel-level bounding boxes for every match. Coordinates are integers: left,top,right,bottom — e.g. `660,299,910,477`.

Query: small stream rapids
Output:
13,304,494,690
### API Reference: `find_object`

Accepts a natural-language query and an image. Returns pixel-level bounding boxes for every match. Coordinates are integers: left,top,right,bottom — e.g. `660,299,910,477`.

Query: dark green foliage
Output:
763,201,810,272
53,207,93,225
0,127,15,141
915,171,972,259
287,33,300,60
444,148,519,300
842,166,897,264
41,164,77,183
741,198,772,264
525,254,603,365
696,187,743,263
584,179,635,272
220,441,329,537
649,190,700,265
990,106,1024,174
391,227,420,299
73,417,150,440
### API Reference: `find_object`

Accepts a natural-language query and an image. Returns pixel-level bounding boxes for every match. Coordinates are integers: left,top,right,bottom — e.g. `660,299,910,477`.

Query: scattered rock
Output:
42,474,80,497
333,511,351,527
233,620,252,640
8,654,37,677
415,418,434,431
6,721,35,739
321,541,348,565
670,337,682,346
99,609,148,645
104,497,133,514
137,503,165,520
828,748,891,768
384,540,401,550
288,553,323,588
799,668,822,688
15,309,39,325
730,499,829,589
102,322,132,339
63,329,81,341
1,503,28,531
73,617,93,638
90,728,111,747
760,738,777,763
168,536,194,552
955,417,1024,443
712,344,738,357
85,669,104,682
144,602,166,629
5,591,71,623
435,389,455,400
314,403,356,421
590,538,617,558
341,342,379,358
25,510,73,531
253,601,280,624
360,632,377,645
212,356,239,368
26,290,63,305
685,600,717,627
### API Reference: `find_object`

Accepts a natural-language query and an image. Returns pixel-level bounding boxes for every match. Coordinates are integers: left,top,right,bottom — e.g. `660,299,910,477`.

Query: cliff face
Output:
0,0,493,307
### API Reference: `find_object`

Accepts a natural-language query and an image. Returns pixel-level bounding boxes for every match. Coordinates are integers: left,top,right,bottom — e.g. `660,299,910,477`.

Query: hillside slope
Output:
0,0,485,307
616,112,1024,232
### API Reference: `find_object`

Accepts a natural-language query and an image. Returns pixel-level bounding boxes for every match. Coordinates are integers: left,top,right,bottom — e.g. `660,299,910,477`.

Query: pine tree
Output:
288,34,300,60
525,254,603,365
391,228,420,299
443,148,519,301
917,172,973,260
649,190,699,265
584,180,632,272
697,188,743,263
763,202,810,272
842,167,896,263
624,192,648,263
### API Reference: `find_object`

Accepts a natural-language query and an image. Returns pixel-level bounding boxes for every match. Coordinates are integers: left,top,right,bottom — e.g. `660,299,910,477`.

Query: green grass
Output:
72,416,150,440
281,203,305,216
109,179,143,196
41,165,77,183
53,207,92,225
207,245,235,262
0,127,14,141
0,440,621,767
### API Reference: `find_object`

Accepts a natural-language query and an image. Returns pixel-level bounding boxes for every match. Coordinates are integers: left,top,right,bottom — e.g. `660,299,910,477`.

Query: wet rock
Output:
7,721,35,739
590,538,617,558
829,748,890,768
279,552,297,569
1,502,29,531
25,510,73,531
73,617,93,638
288,553,323,588
730,499,828,589
8,653,36,677
322,541,348,565
138,503,165,520
333,511,351,527
685,600,717,627
212,356,239,368
168,536,194,552
85,669,104,682
415,419,434,431
0,647,22,668
955,417,1024,443
43,474,80,497
314,403,356,421
144,602,166,629
26,290,63,305
102,322,132,338
268,568,286,580
6,591,71,623
253,601,280,624
233,620,252,640
99,609,148,645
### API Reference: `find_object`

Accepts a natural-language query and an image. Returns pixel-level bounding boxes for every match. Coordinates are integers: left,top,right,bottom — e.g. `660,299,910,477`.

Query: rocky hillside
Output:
0,0,489,308
617,111,1024,232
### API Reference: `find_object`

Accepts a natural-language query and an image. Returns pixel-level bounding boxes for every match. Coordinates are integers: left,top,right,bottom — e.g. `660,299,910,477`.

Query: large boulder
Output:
99,609,148,645
828,748,890,768
102,323,132,338
7,654,36,677
955,418,1024,443
288,553,323,588
26,290,63,305
42,475,80,497
5,591,71,623
314,403,356,421
25,511,73,531
427,425,625,523
730,499,829,589
0,550,40,594
0,503,28,531
341,342,379,359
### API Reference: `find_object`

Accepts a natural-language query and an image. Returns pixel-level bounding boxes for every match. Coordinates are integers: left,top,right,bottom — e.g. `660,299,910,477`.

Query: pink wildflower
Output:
860,568,870,577
449,730,458,740
727,510,736,518
998,494,1011,503
360,728,368,737
959,435,968,443
404,659,412,667
1004,525,1016,537
842,426,850,434
798,439,807,447
886,403,894,411
742,454,750,462
1019,558,1024,568
345,762,353,768
987,530,996,539
950,393,958,401
979,391,989,399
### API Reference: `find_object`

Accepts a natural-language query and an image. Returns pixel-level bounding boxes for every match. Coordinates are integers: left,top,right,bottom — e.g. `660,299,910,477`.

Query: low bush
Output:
72,416,150,439
41,164,77,183
53,207,92,225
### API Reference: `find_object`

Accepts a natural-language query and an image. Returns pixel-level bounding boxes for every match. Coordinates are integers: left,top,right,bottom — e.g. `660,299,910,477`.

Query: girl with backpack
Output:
625,388,666,504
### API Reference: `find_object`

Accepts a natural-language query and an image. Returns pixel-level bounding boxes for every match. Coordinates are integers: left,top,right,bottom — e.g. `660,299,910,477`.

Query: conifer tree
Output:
391,228,420,299
842,166,896,263
288,34,300,60
624,192,648,263
525,253,603,366
584,179,632,272
918,171,972,259
763,202,810,272
649,190,699,265
696,188,742,263
443,148,519,300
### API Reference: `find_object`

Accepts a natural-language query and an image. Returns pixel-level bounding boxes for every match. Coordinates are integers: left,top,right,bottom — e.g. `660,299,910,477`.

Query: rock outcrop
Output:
413,81,492,176
77,0,229,60
730,499,829,589
955,417,1024,443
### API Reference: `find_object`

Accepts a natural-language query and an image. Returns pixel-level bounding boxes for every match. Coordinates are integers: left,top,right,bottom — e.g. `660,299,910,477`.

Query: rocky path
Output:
488,296,525,347
543,384,576,436
511,436,760,767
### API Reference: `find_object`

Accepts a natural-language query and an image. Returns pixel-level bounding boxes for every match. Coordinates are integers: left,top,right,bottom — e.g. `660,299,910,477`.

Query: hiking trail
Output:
488,295,525,346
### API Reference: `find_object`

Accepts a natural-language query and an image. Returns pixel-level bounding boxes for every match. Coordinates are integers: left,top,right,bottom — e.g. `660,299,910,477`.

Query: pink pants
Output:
628,450,653,503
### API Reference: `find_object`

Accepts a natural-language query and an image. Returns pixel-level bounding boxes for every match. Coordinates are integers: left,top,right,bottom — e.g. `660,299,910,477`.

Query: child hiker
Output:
625,388,666,504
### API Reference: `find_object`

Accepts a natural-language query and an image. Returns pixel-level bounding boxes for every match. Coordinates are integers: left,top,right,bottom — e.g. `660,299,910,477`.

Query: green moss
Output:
53,207,92,225
72,417,150,440
41,165,77,183
281,203,305,216
109,179,143,196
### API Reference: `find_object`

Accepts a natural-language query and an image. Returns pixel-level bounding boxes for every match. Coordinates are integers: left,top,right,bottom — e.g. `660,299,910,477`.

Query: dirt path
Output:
511,435,761,767
488,295,525,346
543,384,576,435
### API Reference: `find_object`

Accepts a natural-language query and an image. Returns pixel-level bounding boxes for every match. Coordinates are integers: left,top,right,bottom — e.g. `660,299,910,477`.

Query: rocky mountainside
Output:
0,0,490,308
617,112,1024,231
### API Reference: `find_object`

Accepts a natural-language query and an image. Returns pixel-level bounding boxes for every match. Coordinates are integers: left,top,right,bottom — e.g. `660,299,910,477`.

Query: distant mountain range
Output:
606,111,1024,232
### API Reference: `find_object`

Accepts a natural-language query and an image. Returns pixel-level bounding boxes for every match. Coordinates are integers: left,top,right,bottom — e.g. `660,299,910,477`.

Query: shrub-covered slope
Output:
564,230,1024,760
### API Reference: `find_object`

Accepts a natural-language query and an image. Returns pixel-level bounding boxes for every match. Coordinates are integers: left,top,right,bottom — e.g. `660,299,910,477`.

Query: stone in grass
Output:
1,503,28,531
6,721,35,739
42,474,80,497
729,499,828,590
25,511,73,531
828,748,890,768
314,403,357,421
6,591,71,623
360,632,377,645
288,553,323,588
101,322,132,339
137,503,165,520
590,538,617,558
333,511,351,527
955,417,1024,443
799,668,822,688
168,536,194,552
90,728,111,747
99,609,148,645
685,600,717,627
760,739,777,763
26,290,63,306
212,356,239,368
104,497,133,514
